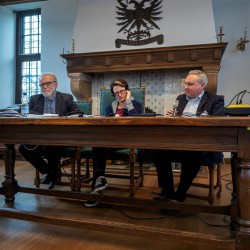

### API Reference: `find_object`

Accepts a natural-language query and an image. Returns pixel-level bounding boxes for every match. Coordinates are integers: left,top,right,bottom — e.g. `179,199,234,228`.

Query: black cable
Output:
60,164,72,183
115,207,179,220
239,90,250,104
80,190,179,221
236,90,246,105
221,172,233,191
238,90,247,104
225,181,233,191
226,90,246,107
87,201,179,220
197,214,231,229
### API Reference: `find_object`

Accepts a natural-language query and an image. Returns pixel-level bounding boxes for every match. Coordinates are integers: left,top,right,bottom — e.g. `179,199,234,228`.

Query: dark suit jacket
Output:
176,92,225,116
29,91,81,116
176,91,225,163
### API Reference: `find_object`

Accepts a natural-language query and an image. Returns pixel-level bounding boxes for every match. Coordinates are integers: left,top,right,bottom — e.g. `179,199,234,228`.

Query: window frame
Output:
15,8,41,104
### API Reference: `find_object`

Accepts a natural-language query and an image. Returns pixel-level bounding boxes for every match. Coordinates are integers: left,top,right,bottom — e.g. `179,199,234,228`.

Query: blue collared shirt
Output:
182,92,204,117
44,93,56,114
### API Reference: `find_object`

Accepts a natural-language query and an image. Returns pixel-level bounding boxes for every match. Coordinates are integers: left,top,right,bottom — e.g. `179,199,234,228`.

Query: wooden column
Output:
68,73,93,101
203,65,221,94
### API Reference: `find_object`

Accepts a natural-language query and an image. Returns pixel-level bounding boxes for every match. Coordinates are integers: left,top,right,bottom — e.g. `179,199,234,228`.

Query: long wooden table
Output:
0,116,250,249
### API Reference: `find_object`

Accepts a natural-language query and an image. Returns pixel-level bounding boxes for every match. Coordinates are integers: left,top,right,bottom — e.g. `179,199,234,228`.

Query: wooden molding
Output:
63,43,228,99
61,43,227,74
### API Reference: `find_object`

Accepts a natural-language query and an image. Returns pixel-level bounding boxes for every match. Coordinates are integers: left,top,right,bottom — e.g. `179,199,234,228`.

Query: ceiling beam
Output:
0,0,47,6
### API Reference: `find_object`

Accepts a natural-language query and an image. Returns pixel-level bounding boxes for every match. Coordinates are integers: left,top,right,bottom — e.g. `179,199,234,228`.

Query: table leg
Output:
235,158,250,249
2,144,18,206
230,153,238,233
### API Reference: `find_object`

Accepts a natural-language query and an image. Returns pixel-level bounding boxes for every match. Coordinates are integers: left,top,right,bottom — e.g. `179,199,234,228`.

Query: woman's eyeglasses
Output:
114,90,126,96
39,81,56,87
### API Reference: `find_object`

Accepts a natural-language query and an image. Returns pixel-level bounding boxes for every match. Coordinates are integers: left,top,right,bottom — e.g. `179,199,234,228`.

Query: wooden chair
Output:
79,86,146,197
59,100,93,190
102,86,146,196
34,100,92,190
186,152,223,205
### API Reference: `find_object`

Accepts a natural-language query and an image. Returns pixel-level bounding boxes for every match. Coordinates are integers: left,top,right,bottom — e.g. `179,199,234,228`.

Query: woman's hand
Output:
126,90,131,100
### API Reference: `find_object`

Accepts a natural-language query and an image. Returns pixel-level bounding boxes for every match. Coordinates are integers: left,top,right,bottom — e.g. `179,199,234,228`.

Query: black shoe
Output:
41,174,51,184
151,192,175,201
175,194,186,202
48,173,60,190
48,179,58,189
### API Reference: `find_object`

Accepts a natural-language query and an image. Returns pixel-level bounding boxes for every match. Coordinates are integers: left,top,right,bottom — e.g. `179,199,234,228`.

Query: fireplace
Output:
61,42,227,103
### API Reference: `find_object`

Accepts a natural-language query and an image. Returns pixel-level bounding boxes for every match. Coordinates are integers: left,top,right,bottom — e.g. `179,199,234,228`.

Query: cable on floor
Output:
197,214,231,229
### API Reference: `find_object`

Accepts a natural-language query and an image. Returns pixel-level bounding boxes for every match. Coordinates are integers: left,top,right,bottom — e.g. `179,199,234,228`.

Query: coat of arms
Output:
115,0,164,48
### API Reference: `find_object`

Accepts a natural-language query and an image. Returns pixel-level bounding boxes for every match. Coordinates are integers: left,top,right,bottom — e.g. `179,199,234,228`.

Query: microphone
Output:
66,110,84,117
30,105,60,115
29,105,45,115
30,104,83,117
132,113,163,117
105,113,115,117
29,105,66,117
66,99,84,117
172,100,179,117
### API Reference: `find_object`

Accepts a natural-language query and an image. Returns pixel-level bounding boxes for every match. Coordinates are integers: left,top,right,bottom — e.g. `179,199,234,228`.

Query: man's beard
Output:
42,88,56,99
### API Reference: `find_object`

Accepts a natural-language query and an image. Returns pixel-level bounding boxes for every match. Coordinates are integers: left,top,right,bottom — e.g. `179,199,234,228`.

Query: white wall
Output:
42,0,250,106
212,0,250,105
0,7,15,108
1,0,250,108
41,0,79,95
73,0,216,52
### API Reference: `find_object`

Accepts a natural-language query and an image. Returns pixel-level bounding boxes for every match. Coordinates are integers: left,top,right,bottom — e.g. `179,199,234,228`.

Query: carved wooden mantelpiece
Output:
61,42,227,100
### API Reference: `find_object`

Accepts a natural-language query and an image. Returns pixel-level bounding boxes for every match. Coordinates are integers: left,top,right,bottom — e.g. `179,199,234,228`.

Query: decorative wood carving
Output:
61,43,227,74
62,42,227,99
115,0,164,48
68,73,93,101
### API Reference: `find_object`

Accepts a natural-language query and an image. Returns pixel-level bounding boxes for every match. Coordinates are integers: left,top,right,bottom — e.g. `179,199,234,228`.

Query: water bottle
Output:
21,92,29,117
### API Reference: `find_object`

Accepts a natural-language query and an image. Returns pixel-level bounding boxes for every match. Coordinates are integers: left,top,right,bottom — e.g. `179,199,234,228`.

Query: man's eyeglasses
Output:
39,81,56,87
114,90,126,96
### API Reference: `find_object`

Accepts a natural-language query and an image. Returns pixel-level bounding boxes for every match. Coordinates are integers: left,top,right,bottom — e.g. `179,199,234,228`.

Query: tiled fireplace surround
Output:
62,43,227,116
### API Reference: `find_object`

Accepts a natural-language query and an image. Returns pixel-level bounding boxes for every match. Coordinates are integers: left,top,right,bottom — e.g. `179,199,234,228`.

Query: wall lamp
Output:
237,28,249,52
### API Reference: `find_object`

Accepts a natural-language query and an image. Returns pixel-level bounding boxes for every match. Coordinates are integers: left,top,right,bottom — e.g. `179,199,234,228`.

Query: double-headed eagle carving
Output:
116,0,163,41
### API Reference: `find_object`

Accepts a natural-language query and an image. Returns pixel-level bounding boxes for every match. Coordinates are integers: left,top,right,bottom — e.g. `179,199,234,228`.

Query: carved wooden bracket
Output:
61,42,227,99
68,73,93,101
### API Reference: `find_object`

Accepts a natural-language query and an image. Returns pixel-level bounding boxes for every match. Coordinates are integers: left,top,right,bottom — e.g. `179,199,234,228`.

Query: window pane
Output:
16,9,41,104
21,61,41,99
22,13,41,55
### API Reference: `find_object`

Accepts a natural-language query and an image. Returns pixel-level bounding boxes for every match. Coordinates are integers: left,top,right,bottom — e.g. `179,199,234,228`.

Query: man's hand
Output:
166,108,174,116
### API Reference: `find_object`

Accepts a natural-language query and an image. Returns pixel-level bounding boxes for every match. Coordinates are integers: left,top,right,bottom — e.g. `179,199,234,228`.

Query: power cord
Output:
60,163,72,183
221,172,233,191
197,214,231,229
226,90,250,107
90,202,179,220
115,206,179,220
196,170,232,229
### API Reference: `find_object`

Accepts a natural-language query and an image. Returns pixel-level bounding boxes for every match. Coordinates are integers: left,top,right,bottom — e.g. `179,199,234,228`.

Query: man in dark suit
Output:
152,70,225,202
19,73,81,189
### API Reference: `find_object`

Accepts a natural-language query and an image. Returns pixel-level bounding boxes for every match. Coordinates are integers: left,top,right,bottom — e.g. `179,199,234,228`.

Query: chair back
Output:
100,86,145,116
75,100,92,115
